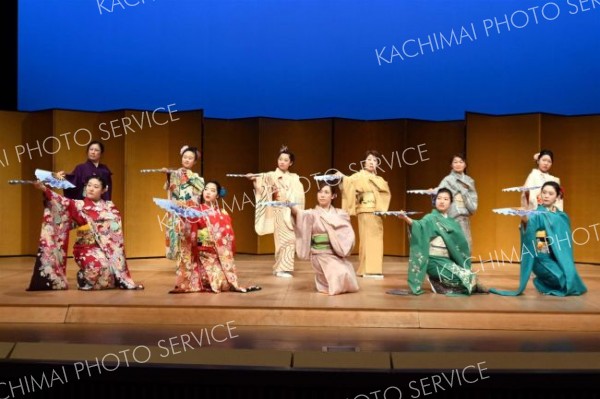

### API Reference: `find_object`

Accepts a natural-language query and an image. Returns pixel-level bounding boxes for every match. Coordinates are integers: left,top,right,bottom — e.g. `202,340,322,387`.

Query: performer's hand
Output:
396,211,413,225
33,180,47,191
335,171,345,178
245,173,257,181
161,167,170,174
53,171,65,180
520,191,529,208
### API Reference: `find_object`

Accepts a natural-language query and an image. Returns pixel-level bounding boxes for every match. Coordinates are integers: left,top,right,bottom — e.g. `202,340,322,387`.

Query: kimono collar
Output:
361,169,377,176
83,197,105,210
432,209,449,218
451,171,465,178
533,168,555,179
315,205,335,214
86,159,103,169
274,168,290,177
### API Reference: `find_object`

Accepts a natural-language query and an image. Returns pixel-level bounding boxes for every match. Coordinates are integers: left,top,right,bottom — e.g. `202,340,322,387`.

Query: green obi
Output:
311,234,332,250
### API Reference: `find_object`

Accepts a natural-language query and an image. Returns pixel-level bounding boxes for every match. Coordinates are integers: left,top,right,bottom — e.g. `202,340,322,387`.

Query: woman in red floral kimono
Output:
27,176,143,291
171,181,260,293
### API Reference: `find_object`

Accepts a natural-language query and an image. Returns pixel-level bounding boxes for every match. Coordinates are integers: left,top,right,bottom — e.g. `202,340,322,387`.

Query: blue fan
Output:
256,201,298,207
373,211,422,216
7,169,76,189
492,208,544,216
153,198,212,218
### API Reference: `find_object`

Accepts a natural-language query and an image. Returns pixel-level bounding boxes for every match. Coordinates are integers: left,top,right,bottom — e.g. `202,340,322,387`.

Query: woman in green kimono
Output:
397,188,486,295
162,145,205,260
490,182,587,297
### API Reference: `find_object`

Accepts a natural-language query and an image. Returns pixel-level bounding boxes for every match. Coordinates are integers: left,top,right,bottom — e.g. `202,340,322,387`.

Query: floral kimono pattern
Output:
27,189,141,291
407,210,476,296
171,204,258,293
164,168,204,260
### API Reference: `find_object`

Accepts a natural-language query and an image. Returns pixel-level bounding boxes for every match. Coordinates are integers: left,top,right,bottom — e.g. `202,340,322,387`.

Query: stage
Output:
0,255,599,343
0,255,599,398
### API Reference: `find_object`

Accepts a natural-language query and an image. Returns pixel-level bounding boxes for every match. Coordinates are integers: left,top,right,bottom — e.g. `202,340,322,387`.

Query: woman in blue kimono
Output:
490,182,587,297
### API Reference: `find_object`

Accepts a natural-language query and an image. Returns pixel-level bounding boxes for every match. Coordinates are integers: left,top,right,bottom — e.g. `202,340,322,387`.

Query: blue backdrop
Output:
18,0,600,120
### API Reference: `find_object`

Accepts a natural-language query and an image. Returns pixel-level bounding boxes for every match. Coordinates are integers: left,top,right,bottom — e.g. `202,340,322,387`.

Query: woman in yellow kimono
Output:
337,150,391,278
162,145,204,260
246,146,305,278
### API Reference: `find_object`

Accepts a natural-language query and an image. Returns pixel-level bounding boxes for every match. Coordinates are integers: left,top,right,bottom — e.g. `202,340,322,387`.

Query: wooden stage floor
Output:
0,255,599,353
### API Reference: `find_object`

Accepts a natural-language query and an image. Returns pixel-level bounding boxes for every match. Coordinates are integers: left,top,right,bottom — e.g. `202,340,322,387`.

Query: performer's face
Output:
537,155,553,173
317,186,334,207
363,154,379,173
451,157,466,173
277,154,292,171
435,192,451,213
85,178,106,201
540,186,558,206
87,144,102,162
181,151,197,169
203,183,219,204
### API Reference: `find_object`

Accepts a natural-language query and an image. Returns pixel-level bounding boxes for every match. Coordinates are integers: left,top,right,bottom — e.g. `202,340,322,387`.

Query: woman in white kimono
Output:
290,184,359,295
246,146,305,278
522,149,563,211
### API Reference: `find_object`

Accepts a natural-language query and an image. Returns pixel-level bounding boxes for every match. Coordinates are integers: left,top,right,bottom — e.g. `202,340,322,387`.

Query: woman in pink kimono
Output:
290,184,359,295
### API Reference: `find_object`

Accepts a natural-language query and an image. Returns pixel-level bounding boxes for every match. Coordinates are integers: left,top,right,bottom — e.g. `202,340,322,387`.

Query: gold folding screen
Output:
1,110,598,264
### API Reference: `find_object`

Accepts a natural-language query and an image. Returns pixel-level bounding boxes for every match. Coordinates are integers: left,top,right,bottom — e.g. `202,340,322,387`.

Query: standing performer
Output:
291,184,359,295
337,150,390,278
437,153,478,249
396,188,486,296
162,145,204,260
246,146,305,278
522,149,563,211
171,181,260,293
28,176,143,291
55,141,113,201
490,182,586,297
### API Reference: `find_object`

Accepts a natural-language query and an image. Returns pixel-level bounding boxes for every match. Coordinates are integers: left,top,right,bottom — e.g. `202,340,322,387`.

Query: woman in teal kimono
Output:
490,182,587,297
396,188,485,295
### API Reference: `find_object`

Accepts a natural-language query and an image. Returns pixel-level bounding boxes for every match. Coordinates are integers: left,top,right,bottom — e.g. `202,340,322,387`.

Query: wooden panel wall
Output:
467,113,541,264
0,111,52,255
203,118,259,254
405,119,466,225
1,110,599,264
541,114,600,263
332,119,406,256
122,109,202,258
257,118,333,254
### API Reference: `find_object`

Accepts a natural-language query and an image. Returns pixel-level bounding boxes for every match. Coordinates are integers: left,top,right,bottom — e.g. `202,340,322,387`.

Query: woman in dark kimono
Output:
55,141,113,201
